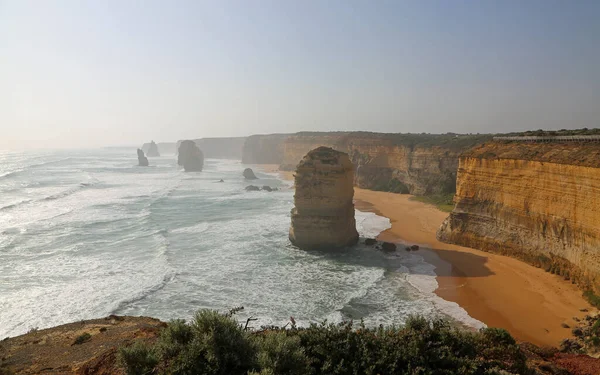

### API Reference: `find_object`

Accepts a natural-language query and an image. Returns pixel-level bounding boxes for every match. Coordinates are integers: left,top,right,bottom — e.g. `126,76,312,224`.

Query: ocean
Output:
0,149,483,338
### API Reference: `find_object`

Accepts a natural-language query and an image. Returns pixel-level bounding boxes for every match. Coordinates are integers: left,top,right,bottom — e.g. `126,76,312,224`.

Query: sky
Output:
1,0,599,149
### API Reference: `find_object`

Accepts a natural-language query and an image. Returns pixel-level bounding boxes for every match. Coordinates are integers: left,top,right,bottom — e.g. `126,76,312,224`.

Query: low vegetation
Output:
118,309,532,375
583,291,600,309
411,193,455,212
505,128,600,137
372,178,410,194
72,332,92,345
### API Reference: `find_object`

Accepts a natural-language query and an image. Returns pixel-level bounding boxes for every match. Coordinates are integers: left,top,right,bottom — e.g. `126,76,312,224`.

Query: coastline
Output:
261,165,592,347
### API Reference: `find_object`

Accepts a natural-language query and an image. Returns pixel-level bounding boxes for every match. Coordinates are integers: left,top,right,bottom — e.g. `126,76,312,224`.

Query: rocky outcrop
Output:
289,147,359,250
437,141,600,294
242,134,289,164
245,185,278,192
147,141,160,157
0,315,165,375
243,168,258,180
279,132,492,195
137,149,149,166
177,140,204,172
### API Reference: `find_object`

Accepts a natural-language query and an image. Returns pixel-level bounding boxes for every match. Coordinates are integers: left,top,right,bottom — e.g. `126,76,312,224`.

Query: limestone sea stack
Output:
137,149,149,166
147,141,160,157
177,140,204,172
289,146,359,249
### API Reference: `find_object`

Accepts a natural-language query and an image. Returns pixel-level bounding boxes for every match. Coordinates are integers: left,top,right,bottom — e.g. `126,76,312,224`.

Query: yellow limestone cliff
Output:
279,132,491,195
437,141,600,294
289,147,359,250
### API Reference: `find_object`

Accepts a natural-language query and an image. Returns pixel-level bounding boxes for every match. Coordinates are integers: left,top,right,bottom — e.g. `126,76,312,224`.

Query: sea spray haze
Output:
0,149,482,338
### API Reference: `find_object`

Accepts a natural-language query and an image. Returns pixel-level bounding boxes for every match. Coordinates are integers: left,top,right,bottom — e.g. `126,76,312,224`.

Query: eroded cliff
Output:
242,134,290,164
280,132,491,195
437,141,600,294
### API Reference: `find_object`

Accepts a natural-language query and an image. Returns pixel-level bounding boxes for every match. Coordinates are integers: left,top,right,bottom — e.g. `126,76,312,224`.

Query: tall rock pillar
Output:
289,147,359,249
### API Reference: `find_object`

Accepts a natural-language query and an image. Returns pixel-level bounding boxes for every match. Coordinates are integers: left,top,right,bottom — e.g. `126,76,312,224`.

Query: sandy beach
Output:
354,189,591,347
261,165,592,347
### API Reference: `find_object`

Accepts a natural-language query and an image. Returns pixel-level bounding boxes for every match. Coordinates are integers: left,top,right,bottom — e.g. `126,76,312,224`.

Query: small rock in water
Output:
243,168,258,180
410,245,420,251
262,186,273,192
561,323,570,329
405,247,411,251
245,185,260,191
364,238,377,246
382,242,396,252
217,179,224,182
580,308,589,312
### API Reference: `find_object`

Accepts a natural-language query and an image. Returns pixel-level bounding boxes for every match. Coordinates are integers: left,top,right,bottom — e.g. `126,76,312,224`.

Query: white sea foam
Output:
0,151,484,338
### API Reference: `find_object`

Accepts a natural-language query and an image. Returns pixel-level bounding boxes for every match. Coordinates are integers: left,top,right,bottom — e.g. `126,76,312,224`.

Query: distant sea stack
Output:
289,147,359,250
177,140,204,172
147,141,160,157
137,149,149,166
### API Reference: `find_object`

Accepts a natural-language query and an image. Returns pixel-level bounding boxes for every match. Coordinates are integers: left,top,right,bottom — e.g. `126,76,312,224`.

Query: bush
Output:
72,332,92,345
117,341,158,375
118,309,533,375
583,290,600,308
252,331,310,375
152,310,256,375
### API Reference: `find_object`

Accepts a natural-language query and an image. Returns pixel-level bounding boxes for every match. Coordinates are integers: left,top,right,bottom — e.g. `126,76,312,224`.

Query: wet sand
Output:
259,165,591,347
353,189,591,347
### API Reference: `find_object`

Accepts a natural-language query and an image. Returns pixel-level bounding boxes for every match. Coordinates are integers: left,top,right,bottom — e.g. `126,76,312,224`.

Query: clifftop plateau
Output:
463,141,600,167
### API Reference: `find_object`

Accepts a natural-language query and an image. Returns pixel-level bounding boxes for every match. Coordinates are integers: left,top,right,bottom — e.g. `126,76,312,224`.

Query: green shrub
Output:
411,194,455,212
153,310,256,375
252,331,310,375
117,341,158,375
118,309,533,375
583,290,600,308
154,319,194,359
72,332,92,345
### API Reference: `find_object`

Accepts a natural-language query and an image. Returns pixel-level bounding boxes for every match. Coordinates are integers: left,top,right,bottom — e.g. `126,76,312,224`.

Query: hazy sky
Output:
1,0,599,149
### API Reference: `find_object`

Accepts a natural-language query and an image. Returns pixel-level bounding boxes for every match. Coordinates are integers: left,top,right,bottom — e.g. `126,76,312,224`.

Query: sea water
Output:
0,149,483,338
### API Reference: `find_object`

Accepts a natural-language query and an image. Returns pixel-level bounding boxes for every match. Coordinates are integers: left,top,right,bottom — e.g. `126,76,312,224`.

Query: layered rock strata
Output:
437,141,600,294
277,132,491,195
289,147,359,249
177,140,204,172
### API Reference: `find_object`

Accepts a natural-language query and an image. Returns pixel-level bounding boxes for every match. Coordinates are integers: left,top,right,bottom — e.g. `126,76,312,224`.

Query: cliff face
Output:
437,141,600,294
193,137,246,159
289,147,359,249
242,134,290,164
280,133,489,195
